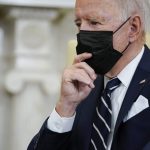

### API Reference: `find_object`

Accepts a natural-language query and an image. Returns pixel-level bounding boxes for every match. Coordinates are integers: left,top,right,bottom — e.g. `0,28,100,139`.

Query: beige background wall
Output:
146,34,150,46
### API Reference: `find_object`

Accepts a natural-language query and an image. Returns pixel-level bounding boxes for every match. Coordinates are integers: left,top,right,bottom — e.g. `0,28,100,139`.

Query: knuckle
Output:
90,69,95,74
74,55,79,61
75,55,82,62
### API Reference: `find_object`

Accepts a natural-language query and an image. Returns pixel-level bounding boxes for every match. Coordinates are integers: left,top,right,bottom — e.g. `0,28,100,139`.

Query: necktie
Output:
89,77,121,150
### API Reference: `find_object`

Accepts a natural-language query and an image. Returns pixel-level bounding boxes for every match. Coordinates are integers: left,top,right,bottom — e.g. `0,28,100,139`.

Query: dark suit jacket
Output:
28,45,150,150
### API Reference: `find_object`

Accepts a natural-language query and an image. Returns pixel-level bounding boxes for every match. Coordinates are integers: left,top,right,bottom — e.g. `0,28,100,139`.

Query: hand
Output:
56,53,97,117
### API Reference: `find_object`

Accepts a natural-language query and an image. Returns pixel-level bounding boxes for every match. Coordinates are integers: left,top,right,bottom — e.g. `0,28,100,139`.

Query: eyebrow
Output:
74,17,107,26
74,18,80,22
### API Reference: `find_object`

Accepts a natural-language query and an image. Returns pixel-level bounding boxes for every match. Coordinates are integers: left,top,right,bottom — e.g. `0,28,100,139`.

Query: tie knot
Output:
105,77,121,92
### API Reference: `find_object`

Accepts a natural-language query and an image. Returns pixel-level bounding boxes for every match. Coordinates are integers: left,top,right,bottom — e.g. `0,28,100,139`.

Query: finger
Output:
75,62,97,80
66,69,95,88
73,53,92,64
79,82,94,93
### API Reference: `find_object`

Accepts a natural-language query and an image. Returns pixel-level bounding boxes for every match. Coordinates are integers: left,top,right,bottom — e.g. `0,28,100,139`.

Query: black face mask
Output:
76,17,131,75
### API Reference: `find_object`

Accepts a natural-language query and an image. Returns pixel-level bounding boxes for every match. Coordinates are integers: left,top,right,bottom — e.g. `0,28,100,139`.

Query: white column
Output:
2,7,75,150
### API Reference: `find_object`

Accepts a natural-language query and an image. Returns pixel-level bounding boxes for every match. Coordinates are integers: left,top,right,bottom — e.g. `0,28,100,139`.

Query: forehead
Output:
75,0,120,19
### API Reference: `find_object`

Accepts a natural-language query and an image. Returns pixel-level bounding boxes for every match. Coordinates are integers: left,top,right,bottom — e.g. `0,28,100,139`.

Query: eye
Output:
75,22,81,28
90,21,99,25
74,19,81,28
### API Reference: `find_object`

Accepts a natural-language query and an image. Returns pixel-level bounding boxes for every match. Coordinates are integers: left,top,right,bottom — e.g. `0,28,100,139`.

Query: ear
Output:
129,15,142,42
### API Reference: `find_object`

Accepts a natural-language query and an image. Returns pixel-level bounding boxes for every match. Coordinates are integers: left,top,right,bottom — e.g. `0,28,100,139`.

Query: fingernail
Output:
91,82,95,88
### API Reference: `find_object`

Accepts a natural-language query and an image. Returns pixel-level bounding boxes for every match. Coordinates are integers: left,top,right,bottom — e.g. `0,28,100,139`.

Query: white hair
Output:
117,0,150,33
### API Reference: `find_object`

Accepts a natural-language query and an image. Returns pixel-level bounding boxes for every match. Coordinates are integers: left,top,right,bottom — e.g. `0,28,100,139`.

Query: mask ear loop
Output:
121,41,131,54
113,17,132,53
113,17,131,34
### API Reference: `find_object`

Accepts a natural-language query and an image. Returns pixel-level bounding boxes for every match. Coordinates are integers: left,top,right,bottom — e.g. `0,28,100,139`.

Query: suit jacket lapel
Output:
112,45,150,147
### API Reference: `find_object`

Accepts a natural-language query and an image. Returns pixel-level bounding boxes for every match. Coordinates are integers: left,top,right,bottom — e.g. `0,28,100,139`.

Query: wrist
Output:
56,100,78,117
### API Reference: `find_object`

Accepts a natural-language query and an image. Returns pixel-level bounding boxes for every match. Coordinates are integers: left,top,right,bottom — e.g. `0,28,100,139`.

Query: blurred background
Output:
0,1,150,150
0,0,76,150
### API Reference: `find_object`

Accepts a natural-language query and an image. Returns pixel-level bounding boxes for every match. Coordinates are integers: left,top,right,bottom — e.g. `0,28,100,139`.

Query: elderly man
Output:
28,0,150,150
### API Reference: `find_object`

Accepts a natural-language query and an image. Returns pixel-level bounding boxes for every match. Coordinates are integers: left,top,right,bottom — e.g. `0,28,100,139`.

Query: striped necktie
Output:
89,77,121,150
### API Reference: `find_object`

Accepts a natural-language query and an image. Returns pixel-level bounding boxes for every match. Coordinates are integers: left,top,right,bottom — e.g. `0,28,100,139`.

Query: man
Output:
28,0,150,150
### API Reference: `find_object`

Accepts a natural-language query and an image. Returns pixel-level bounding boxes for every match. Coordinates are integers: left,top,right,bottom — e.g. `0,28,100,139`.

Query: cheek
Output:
113,32,129,52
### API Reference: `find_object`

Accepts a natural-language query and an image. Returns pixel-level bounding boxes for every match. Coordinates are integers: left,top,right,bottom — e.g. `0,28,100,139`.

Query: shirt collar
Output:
117,46,144,88
104,46,144,88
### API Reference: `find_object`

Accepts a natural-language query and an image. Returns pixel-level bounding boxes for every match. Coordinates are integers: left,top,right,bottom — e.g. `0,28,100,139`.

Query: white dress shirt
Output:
47,47,144,150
